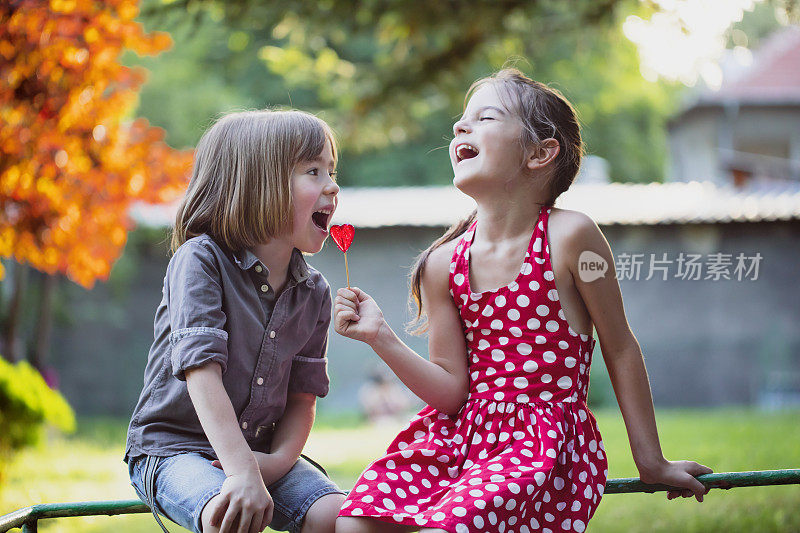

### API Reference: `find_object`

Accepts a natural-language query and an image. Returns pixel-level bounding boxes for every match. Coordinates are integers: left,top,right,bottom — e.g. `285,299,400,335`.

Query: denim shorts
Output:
128,452,345,533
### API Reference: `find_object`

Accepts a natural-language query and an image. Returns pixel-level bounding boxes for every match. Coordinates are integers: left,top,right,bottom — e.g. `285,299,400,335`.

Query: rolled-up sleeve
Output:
288,286,331,397
167,241,229,381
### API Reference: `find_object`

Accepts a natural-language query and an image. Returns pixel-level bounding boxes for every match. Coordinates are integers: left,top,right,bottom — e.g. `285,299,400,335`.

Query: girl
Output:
125,110,346,533
333,69,712,533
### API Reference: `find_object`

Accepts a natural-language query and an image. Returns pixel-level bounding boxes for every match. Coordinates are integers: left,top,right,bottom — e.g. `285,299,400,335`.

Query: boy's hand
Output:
334,287,386,345
639,459,713,502
208,469,273,533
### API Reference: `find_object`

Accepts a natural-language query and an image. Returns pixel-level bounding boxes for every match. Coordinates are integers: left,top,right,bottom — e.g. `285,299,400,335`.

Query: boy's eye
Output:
308,168,318,175
330,171,338,180
479,116,494,121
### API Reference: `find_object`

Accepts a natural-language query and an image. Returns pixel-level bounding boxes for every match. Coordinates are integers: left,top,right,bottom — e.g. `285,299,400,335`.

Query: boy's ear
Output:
526,138,560,171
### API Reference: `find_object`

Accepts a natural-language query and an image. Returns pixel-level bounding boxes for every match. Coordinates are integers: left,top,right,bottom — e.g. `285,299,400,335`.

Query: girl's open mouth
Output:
456,143,479,163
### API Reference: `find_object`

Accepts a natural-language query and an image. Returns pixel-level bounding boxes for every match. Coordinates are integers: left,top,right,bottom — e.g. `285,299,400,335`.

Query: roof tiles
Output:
130,182,800,229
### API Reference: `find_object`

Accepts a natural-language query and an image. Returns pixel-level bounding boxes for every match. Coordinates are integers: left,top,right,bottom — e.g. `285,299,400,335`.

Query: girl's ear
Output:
526,138,560,171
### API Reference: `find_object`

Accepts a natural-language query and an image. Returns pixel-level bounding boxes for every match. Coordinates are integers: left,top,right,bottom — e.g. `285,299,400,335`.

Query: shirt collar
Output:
232,247,311,284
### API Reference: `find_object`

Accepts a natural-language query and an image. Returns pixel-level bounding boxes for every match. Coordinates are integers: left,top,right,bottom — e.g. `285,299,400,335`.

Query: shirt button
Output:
257,377,264,385
255,265,263,273
241,421,248,430
260,284,269,293
269,330,276,339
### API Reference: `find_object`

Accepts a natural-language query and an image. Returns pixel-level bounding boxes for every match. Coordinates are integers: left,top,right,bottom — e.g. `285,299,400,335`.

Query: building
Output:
50,183,800,417
667,26,800,188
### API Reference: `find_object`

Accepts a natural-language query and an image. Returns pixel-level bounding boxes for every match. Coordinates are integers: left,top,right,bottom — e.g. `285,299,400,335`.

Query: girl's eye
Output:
479,116,494,121
308,168,318,175
329,171,338,180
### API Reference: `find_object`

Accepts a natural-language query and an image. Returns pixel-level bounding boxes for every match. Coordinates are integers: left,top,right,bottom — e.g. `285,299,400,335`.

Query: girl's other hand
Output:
334,287,386,345
212,451,288,486
640,459,713,502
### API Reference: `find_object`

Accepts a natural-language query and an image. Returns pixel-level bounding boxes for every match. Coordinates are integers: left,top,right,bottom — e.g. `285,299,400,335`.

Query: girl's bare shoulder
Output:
548,206,596,231
547,207,609,264
423,238,461,289
548,207,605,243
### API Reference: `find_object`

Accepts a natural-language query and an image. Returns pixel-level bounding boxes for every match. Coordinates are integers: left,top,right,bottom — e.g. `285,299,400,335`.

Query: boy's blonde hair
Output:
171,110,337,253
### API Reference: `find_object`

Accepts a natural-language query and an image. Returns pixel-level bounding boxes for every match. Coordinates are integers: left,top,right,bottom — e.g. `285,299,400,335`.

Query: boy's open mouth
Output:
312,208,332,231
456,143,479,163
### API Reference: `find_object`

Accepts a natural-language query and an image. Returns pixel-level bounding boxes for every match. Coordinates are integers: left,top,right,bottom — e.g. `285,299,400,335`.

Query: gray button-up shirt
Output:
125,234,332,461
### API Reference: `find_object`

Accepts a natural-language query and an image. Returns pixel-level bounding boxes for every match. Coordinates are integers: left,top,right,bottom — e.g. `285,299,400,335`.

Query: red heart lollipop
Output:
330,224,354,253
329,224,355,287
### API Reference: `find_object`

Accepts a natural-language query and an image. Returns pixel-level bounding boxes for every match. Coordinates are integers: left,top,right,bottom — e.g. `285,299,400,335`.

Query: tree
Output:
134,0,669,184
149,0,798,151
150,0,628,152
136,0,795,186
0,0,193,361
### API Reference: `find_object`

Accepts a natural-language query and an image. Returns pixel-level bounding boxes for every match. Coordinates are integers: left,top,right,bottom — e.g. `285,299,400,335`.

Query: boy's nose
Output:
326,179,340,195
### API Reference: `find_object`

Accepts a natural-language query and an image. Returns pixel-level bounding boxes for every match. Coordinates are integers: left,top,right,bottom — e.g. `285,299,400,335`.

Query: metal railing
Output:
1,469,798,532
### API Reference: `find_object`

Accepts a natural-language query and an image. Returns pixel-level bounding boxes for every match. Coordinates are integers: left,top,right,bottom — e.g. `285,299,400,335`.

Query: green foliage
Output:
130,0,683,184
130,1,791,185
0,357,75,453
148,0,629,147
501,6,682,182
728,1,788,48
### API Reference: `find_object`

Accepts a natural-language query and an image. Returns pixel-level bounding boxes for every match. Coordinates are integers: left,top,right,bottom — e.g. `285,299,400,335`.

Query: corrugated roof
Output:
130,181,800,229
553,181,800,225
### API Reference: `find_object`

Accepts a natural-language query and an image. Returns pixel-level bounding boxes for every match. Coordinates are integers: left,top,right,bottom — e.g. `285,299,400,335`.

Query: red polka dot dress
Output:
339,206,608,532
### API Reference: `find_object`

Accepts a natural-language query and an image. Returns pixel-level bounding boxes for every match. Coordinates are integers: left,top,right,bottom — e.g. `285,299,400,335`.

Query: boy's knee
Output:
301,493,345,533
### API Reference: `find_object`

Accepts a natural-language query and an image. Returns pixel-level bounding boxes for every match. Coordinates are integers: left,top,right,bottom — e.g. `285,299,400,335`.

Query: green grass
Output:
1,409,798,532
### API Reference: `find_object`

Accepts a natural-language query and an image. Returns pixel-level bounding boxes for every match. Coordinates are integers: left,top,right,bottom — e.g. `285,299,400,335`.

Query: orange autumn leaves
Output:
0,0,192,287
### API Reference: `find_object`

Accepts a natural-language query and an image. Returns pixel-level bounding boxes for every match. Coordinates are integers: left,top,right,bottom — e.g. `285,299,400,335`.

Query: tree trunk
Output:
30,272,56,371
2,262,27,362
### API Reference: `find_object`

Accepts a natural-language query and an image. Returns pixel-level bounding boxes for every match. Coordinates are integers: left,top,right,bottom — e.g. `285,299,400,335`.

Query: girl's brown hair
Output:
171,110,337,253
409,68,583,333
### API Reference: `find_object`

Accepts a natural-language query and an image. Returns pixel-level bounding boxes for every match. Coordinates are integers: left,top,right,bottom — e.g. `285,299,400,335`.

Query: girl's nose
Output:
453,119,470,136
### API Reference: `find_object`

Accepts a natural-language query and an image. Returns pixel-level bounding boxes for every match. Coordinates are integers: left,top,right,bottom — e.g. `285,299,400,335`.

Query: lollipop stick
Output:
344,252,351,288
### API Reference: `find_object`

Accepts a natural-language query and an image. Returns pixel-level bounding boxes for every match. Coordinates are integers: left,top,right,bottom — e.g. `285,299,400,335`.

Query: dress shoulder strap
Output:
448,220,478,306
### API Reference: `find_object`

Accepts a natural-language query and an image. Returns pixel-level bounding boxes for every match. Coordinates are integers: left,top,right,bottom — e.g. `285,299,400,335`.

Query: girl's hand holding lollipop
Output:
334,286,387,346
